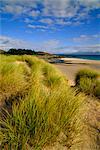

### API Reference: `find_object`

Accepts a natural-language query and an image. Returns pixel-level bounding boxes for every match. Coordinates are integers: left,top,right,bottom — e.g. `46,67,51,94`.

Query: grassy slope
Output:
0,55,85,149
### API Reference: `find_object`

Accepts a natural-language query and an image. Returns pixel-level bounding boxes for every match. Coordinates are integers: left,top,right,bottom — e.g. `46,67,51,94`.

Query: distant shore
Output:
54,58,100,86
60,57,100,64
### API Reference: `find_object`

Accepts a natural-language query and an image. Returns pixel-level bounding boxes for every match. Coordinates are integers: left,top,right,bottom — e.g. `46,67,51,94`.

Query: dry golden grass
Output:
0,55,85,149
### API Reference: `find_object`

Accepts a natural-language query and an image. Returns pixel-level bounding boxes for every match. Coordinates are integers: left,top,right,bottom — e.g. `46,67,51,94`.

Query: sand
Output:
60,57,100,64
54,58,100,86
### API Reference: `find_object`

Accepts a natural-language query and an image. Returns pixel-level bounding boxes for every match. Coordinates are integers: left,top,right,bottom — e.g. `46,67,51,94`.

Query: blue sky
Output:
0,0,100,53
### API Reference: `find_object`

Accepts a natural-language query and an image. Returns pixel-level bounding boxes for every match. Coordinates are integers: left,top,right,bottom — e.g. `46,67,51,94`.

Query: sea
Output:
57,55,100,61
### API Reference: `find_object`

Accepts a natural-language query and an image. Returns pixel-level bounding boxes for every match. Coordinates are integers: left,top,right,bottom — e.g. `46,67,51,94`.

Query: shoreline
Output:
60,57,100,64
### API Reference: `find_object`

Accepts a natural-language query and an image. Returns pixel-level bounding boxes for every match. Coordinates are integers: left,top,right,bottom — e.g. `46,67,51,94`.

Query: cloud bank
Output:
0,35,100,54
0,35,60,51
1,0,100,30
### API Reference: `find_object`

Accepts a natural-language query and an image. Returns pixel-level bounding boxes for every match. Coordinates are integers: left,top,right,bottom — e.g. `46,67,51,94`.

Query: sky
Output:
0,0,100,54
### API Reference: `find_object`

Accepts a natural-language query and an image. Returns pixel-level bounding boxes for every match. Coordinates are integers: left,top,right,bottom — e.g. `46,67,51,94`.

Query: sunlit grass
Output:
75,68,100,98
0,55,85,149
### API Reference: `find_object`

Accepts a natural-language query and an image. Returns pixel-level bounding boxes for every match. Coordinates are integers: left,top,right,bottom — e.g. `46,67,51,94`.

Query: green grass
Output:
0,55,85,149
75,68,100,98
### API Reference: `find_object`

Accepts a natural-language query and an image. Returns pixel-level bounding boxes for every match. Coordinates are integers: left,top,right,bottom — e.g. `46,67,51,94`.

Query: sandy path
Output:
54,63,100,86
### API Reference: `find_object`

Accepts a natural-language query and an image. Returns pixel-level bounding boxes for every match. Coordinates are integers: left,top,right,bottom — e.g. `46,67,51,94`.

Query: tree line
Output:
5,48,36,55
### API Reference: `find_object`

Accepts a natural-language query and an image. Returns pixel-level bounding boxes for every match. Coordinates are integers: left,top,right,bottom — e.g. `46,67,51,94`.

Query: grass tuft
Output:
75,68,100,98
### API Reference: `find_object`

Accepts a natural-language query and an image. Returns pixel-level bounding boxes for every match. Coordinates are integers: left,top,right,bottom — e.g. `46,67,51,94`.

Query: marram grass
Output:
75,68,100,98
0,55,85,149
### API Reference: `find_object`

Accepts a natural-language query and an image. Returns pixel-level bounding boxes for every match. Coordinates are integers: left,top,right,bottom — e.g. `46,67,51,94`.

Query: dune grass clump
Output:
75,68,100,98
93,80,100,98
0,56,31,105
75,69,99,84
0,55,85,149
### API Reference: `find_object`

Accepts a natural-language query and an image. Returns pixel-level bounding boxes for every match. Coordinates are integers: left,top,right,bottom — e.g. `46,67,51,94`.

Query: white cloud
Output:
28,24,48,29
79,0,100,9
55,18,72,25
0,0,37,8
92,34,100,38
1,0,100,26
0,35,100,54
39,18,53,24
0,35,35,50
42,0,83,19
73,34,100,42
24,18,33,23
43,39,60,49
0,35,60,52
54,45,100,54
29,10,40,17
27,24,58,31
2,5,31,16
3,5,24,15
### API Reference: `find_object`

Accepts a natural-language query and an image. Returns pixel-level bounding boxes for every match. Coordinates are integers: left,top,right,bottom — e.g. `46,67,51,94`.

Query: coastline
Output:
60,57,100,64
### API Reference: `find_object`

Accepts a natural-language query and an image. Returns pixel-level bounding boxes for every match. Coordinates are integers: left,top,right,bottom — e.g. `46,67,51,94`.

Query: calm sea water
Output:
59,55,100,61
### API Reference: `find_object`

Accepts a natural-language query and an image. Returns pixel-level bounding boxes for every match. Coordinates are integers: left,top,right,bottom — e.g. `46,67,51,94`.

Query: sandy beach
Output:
54,58,100,86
